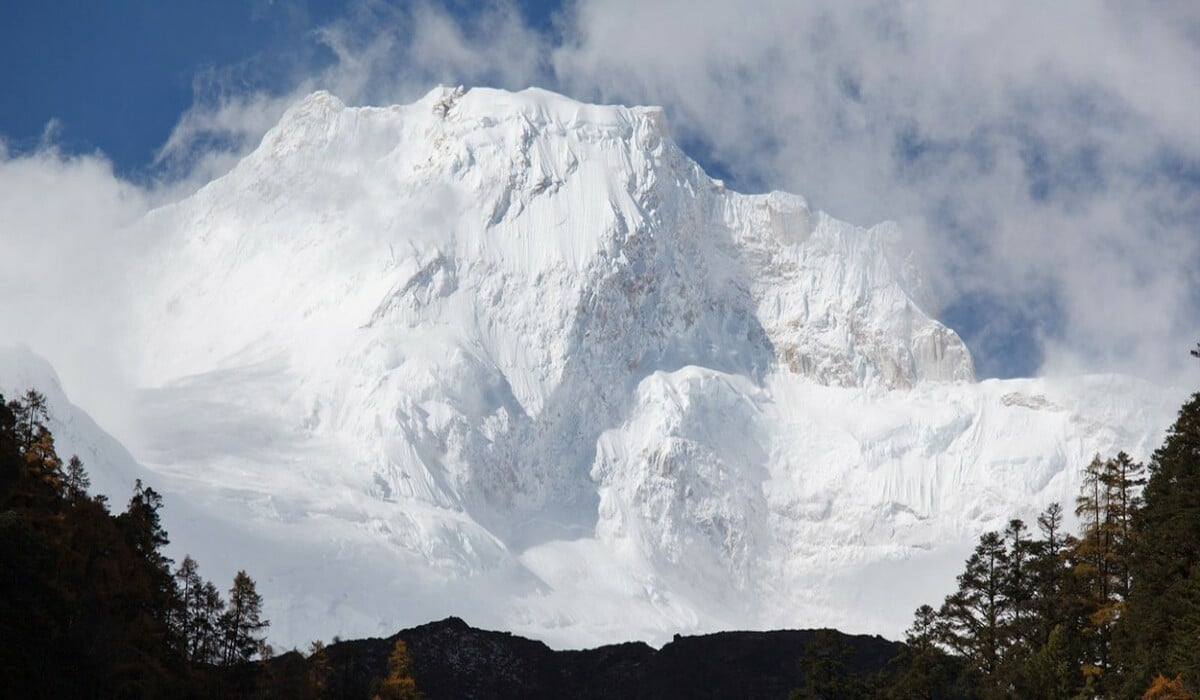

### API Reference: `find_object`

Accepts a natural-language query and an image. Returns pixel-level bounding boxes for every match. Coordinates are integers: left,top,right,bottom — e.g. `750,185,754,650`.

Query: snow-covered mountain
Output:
4,87,1180,649
0,346,145,503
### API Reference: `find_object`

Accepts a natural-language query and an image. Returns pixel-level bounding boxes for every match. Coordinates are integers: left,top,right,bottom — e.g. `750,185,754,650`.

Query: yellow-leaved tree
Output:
373,638,422,700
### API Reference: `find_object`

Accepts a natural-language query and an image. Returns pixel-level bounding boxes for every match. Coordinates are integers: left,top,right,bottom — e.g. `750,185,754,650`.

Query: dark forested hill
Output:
270,617,905,700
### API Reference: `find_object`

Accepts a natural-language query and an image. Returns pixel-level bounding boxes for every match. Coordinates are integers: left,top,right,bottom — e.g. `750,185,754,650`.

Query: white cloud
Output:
3,0,1197,393
550,0,1200,383
156,0,551,179
0,146,150,431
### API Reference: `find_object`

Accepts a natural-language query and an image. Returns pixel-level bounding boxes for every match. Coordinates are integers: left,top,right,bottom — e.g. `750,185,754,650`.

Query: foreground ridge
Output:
255,617,904,699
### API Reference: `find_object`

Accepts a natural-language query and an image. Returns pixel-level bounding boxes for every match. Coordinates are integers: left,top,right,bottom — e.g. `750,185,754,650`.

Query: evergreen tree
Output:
119,480,172,570
196,580,227,665
882,605,963,699
64,454,89,505
174,555,204,661
221,570,269,666
1102,451,1145,599
1075,455,1110,605
1119,387,1200,693
790,629,868,699
1011,625,1086,700
1003,518,1037,654
1009,502,1090,697
1031,503,1069,640
0,397,20,497
936,530,1009,692
12,389,48,449
0,389,272,695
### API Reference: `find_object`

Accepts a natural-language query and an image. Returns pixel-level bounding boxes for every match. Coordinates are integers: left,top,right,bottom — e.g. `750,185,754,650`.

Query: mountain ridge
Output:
2,85,1179,649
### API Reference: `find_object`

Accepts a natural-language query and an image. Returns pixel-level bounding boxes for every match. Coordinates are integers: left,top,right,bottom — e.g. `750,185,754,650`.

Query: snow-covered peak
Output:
129,85,976,531
138,85,970,391
57,86,1170,650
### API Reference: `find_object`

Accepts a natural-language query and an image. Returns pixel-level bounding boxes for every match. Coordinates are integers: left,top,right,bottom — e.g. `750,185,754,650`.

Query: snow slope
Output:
0,346,144,503
3,87,1180,649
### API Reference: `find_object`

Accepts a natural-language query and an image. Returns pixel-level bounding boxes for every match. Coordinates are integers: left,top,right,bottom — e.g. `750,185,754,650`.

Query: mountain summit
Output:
20,87,1175,647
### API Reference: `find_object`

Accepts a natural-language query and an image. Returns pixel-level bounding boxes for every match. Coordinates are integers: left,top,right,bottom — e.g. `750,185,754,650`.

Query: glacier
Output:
2,86,1181,649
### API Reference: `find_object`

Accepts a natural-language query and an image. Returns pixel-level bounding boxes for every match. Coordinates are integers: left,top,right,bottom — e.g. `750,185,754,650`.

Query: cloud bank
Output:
3,0,1198,420
0,146,148,428
551,1,1200,381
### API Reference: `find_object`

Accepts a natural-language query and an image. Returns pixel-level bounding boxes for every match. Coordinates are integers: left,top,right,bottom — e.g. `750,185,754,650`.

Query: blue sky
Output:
1,1,1198,386
0,1,571,174
1,1,346,172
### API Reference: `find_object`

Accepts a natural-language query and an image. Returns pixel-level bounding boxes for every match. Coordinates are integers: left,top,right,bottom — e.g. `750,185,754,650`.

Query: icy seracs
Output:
6,86,1179,648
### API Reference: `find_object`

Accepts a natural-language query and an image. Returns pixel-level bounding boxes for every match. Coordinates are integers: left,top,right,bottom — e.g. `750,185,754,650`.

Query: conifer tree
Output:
119,480,172,570
64,455,89,504
174,555,203,660
373,638,423,700
1102,451,1145,599
0,396,20,496
197,580,226,665
1073,455,1123,689
1075,455,1110,603
936,530,1009,691
307,640,332,696
1119,383,1200,693
13,389,48,450
1003,518,1037,653
22,426,64,502
221,570,268,666
884,605,962,698
1031,502,1071,645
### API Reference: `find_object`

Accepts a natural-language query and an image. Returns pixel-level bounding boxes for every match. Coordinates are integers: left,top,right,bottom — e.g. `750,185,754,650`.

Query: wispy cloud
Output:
0,145,148,429
551,1,1200,382
156,0,552,176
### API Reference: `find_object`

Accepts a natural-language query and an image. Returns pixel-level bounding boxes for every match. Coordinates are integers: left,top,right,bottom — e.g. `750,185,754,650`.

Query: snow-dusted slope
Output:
9,87,1178,648
0,346,144,502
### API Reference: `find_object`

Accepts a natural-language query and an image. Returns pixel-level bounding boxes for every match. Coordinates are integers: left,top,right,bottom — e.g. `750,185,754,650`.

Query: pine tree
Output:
1004,518,1037,654
221,570,268,666
883,605,961,698
174,556,203,661
1031,502,1070,645
790,629,868,699
1012,625,1087,700
64,455,89,505
936,530,1009,692
1073,454,1124,690
196,580,226,665
0,396,20,497
119,480,172,570
1010,501,1093,695
1102,451,1145,599
1075,455,1110,604
1115,348,1200,694
12,389,48,450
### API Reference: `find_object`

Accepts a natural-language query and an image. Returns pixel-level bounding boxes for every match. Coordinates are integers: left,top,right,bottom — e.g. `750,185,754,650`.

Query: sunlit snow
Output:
1,87,1180,650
